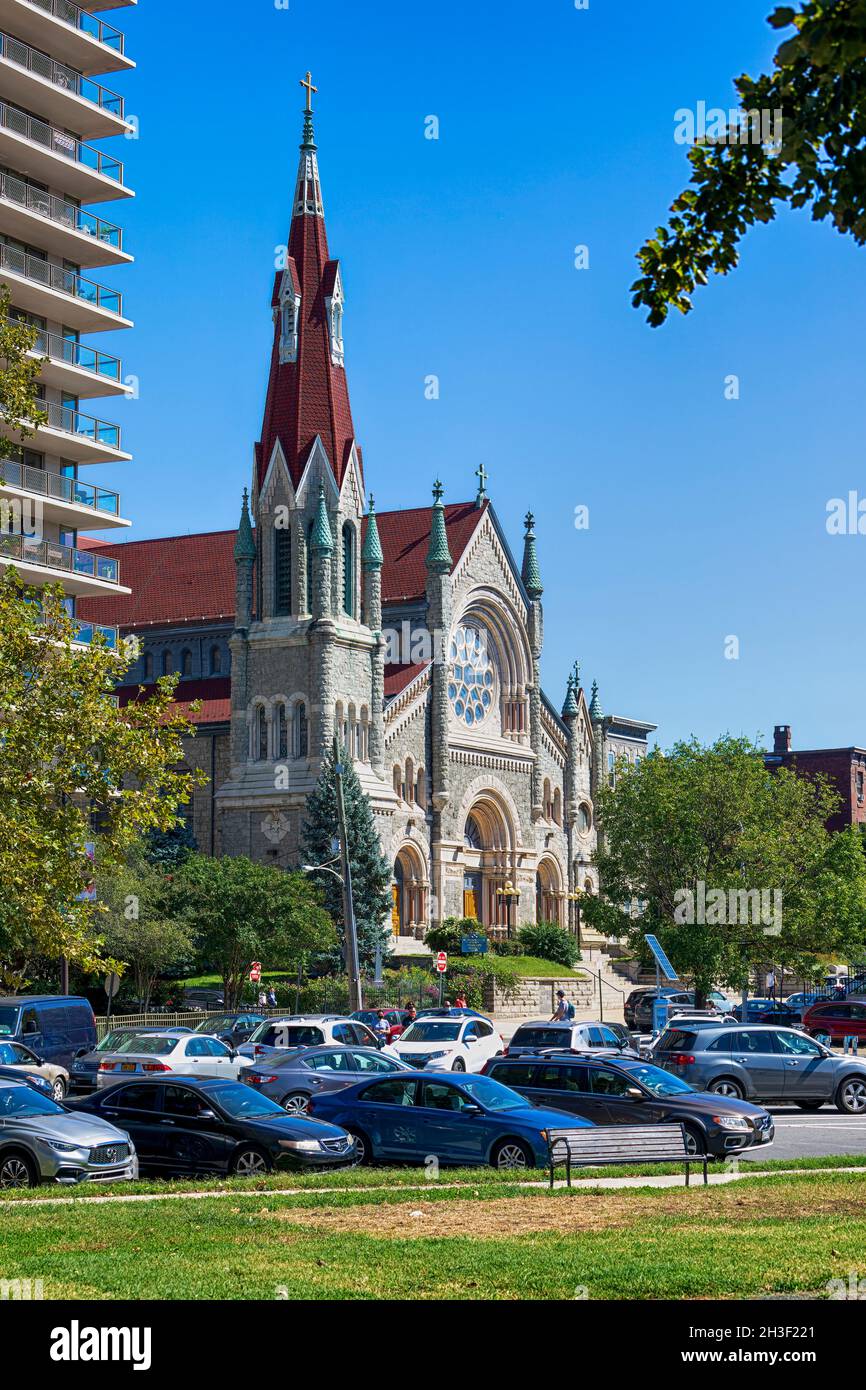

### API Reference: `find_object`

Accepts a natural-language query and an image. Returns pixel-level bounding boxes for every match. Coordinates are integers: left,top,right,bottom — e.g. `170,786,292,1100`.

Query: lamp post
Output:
564,887,583,953
496,879,521,940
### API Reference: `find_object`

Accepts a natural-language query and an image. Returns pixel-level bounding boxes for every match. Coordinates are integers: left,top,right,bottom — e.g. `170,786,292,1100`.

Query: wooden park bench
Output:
547,1123,708,1189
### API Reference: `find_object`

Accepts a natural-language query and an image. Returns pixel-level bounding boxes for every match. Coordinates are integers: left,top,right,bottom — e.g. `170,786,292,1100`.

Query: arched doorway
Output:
393,845,427,937
536,859,562,926
460,795,515,934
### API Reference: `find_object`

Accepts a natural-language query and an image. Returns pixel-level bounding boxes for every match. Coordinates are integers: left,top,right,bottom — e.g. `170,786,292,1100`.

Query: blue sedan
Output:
307,1071,593,1170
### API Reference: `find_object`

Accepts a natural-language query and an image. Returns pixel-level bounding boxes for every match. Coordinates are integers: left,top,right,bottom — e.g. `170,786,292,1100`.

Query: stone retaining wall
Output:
483,975,594,1018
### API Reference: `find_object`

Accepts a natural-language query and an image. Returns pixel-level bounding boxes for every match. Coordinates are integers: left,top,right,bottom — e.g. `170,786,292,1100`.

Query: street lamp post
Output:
564,887,583,952
496,880,521,940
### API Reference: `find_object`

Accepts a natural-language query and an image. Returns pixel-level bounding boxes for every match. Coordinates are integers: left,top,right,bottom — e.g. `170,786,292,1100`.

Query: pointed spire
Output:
562,674,579,719
300,70,317,150
234,488,256,562
521,511,543,599
589,680,604,724
426,480,453,574
311,482,333,552
293,71,324,218
362,493,384,570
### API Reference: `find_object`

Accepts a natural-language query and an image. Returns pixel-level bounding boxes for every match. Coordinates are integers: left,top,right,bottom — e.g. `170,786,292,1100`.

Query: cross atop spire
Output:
475,463,489,508
572,659,581,691
300,71,317,148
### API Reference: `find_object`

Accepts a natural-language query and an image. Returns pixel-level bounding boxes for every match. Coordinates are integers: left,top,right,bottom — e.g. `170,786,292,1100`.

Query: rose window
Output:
448,626,495,727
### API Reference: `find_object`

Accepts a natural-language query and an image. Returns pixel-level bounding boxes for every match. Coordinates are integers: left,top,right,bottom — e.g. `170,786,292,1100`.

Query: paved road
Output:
742,1107,866,1162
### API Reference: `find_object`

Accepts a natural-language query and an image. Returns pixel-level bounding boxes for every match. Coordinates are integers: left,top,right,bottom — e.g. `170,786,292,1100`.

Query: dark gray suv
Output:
241,1045,413,1113
654,1024,866,1114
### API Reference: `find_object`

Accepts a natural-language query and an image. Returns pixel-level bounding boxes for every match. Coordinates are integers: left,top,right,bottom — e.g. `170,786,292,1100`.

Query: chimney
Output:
773,725,792,754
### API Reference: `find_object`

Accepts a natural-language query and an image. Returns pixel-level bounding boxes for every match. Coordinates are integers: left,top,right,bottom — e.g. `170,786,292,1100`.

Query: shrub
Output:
424,918,488,955
518,921,579,969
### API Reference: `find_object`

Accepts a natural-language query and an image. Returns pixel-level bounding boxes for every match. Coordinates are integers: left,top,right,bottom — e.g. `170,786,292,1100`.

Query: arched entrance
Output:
460,793,516,934
536,858,563,926
392,844,427,937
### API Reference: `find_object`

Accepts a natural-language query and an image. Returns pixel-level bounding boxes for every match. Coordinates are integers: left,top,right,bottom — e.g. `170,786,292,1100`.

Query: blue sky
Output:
97,0,865,753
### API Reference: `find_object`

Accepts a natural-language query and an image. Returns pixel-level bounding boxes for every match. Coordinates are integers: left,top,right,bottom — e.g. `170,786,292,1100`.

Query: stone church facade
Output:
80,94,655,942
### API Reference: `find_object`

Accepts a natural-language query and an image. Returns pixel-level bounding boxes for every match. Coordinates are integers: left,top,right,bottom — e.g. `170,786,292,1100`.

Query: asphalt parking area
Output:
743,1107,866,1161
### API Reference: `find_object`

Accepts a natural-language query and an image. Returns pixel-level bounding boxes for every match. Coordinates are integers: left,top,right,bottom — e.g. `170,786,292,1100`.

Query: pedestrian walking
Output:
266,986,277,1008
550,989,574,1022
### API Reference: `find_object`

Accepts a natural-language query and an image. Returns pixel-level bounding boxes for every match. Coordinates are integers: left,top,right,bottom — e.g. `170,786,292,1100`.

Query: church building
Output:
80,82,655,943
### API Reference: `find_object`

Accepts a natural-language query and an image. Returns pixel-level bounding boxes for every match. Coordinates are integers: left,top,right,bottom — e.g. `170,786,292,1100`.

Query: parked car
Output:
237,1015,395,1062
482,1052,774,1157
731,1000,804,1028
243,1045,415,1113
308,1070,594,1169
415,1007,487,1019
782,992,824,1017
653,1024,866,1113
96,1029,253,1089
393,1015,503,1072
0,1040,69,1102
73,1075,357,1176
624,987,657,1029
0,1066,53,1097
0,1078,137,1188
192,1013,265,1047
802,1000,866,1045
174,988,224,1012
633,990,697,1032
0,995,96,1069
349,1009,406,1042
506,1020,639,1059
67,1025,187,1096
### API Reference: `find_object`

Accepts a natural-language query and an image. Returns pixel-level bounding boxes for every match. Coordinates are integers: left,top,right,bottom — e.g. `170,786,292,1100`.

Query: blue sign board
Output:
644,933,679,983
461,935,488,956
652,996,671,1035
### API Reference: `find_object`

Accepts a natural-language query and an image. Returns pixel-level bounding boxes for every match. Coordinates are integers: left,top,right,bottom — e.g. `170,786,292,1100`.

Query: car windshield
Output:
400,1022,462,1042
115,1035,178,1056
459,1077,526,1111
0,1083,62,1118
97,1029,137,1052
0,1007,20,1036
622,1064,694,1097
512,1027,569,1048
210,1083,288,1120
250,1024,325,1048
194,1016,234,1034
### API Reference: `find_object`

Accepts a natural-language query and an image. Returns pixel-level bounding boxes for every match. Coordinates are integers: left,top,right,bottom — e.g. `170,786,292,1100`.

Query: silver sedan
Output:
0,1079,138,1188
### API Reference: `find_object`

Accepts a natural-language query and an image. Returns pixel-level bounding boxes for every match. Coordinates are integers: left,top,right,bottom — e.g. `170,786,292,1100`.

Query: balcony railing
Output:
0,456,120,514
0,532,120,583
34,396,122,450
73,619,118,648
0,169,123,250
0,30,124,118
22,0,125,55
0,241,123,316
32,328,122,383
0,99,124,183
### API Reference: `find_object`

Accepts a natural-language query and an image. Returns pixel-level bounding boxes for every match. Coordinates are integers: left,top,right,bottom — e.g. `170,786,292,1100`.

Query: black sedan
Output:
482,1053,775,1158
70,1074,357,1177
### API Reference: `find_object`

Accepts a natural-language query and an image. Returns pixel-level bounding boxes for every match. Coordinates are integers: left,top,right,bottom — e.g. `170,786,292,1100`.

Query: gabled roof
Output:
372,500,486,605
384,661,428,698
114,677,232,728
77,532,237,630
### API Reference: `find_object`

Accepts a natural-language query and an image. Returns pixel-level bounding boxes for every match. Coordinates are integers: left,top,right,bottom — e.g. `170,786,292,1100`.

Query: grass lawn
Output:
509,956,584,978
2,1168,864,1300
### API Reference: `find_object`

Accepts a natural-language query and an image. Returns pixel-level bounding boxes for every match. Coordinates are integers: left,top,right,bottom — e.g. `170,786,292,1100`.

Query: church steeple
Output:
257,76,359,496
521,512,543,599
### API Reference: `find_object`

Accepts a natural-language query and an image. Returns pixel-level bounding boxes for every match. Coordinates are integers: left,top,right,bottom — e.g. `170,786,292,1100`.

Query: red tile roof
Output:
115,678,232,728
370,500,485,604
384,661,428,698
77,532,238,630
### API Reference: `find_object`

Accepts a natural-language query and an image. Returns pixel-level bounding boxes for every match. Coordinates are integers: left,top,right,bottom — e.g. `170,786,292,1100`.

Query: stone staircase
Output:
573,946,634,1024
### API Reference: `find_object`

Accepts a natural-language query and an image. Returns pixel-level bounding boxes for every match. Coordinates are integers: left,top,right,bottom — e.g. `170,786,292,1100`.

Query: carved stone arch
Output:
454,773,523,852
536,852,566,926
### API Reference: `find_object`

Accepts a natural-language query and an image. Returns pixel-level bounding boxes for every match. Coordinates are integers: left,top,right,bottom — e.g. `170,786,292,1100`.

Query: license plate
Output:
121,1063,136,1072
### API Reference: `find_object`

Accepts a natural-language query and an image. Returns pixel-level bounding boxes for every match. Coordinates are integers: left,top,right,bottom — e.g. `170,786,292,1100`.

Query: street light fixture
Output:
496,879,521,940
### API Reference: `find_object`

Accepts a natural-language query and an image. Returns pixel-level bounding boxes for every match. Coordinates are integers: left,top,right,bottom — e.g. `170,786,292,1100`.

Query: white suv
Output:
237,1016,398,1062
393,1015,503,1071
506,1019,639,1058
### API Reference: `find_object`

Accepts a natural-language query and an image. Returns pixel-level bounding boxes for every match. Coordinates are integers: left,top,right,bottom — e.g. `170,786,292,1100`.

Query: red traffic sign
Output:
249,961,262,984
435,951,448,974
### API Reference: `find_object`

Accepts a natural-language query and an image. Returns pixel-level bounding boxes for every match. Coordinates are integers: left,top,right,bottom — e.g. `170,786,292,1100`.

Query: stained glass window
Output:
448,626,495,728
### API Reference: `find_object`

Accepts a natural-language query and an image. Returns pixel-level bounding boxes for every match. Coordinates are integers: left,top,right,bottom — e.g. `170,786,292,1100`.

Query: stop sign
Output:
249,960,262,984
435,951,448,974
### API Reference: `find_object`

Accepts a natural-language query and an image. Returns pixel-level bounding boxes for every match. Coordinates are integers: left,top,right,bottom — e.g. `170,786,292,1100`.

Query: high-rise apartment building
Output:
0,0,135,642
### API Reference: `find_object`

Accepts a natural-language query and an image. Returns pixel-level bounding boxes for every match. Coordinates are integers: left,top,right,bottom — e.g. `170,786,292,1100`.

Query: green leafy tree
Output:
301,742,393,973
171,853,336,1009
632,1,866,325
98,847,195,1010
0,573,202,986
144,818,198,869
583,735,866,1000
518,922,580,970
0,286,46,464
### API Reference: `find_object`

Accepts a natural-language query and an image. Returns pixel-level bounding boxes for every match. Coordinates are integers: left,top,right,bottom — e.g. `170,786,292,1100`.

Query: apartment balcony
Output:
0,454,129,529
0,29,130,138
0,1,134,76
0,532,129,595
1,395,130,462
72,617,118,648
0,240,131,331
0,99,131,203
0,168,130,268
29,328,129,399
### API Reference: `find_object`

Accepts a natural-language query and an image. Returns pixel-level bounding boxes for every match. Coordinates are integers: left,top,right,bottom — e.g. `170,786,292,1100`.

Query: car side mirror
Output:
463,1104,483,1116
199,1109,218,1121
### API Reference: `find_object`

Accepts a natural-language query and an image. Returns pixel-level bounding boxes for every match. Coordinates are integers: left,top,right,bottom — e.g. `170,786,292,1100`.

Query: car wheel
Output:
346,1129,372,1165
794,1100,825,1111
51,1078,67,1102
683,1125,707,1156
451,1057,466,1072
231,1146,271,1178
281,1092,310,1116
492,1139,534,1171
0,1151,38,1189
708,1078,744,1100
835,1076,866,1115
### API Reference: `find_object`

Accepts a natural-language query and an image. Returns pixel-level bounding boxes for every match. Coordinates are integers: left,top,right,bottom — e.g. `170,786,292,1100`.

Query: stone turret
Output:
310,482,334,621
521,511,544,820
589,679,604,803
229,490,256,769
363,494,385,777
561,671,580,934
426,480,453,927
